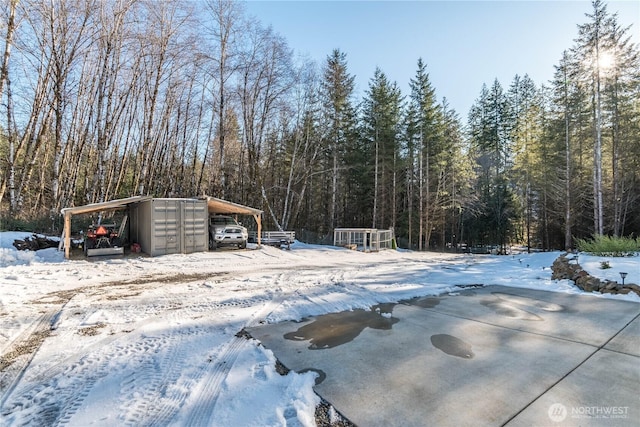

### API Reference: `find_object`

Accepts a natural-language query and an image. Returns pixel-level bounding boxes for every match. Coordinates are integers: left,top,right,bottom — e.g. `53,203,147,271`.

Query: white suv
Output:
209,216,248,250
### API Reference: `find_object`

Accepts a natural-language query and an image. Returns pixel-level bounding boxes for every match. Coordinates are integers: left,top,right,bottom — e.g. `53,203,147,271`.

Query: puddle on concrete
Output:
481,300,543,321
480,292,565,321
430,334,475,359
458,290,478,296
279,288,560,357
492,292,565,312
284,305,399,349
299,368,327,385
375,302,397,314
400,296,440,308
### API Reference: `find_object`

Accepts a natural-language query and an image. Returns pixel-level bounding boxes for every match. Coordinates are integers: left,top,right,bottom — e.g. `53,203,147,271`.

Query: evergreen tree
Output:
400,104,420,248
360,67,403,230
547,50,591,249
438,99,472,250
571,0,640,238
468,79,516,249
408,58,442,249
573,0,615,236
508,74,542,251
601,11,640,237
320,49,357,233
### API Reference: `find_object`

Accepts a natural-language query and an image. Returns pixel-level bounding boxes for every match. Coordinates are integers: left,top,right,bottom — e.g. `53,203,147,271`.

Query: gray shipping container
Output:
130,198,208,256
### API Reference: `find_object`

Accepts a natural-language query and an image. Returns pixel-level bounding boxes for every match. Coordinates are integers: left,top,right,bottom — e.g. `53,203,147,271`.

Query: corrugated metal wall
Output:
130,198,208,256
180,199,208,254
151,199,180,255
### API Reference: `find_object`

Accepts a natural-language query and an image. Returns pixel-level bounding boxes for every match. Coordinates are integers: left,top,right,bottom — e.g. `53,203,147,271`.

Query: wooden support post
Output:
254,213,262,247
64,212,71,259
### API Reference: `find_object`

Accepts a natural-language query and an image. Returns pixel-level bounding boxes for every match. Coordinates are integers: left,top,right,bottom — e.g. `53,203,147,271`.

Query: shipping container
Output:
129,198,208,256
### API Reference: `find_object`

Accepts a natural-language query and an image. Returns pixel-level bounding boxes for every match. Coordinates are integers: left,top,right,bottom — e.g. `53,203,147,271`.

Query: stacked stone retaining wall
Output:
551,254,640,296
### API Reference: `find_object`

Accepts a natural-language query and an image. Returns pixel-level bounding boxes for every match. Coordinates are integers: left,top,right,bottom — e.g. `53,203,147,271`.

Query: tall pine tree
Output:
320,49,357,233
408,59,442,249
468,79,516,249
361,68,403,230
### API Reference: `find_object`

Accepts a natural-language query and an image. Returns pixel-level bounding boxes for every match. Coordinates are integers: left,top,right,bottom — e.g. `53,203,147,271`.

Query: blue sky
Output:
243,0,640,119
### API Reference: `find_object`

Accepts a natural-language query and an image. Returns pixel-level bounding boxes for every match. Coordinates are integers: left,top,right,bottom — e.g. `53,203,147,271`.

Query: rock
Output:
571,270,588,282
626,283,640,292
589,279,603,292
578,277,601,292
624,284,640,297
551,254,581,281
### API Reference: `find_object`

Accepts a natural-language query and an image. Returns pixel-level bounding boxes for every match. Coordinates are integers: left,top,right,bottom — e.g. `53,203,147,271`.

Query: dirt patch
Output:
28,272,232,307
315,398,356,427
30,289,77,305
0,329,51,372
120,271,231,286
78,323,107,336
106,292,142,300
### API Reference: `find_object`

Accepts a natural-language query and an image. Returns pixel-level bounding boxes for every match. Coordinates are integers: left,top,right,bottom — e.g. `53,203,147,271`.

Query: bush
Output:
0,214,97,235
0,215,60,233
576,235,640,257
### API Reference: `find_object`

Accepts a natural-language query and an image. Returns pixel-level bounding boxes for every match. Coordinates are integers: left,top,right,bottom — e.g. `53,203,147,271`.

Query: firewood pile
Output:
12,234,59,251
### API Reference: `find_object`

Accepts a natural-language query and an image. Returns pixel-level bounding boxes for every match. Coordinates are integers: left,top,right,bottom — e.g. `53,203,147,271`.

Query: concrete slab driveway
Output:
247,286,640,426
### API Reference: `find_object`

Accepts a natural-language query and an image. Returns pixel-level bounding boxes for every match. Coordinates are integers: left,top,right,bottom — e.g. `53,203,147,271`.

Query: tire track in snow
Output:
3,267,316,426
179,274,294,426
2,318,189,425
1,339,107,426
0,308,60,409
0,276,173,415
118,329,189,427
270,269,376,319
115,294,224,427
110,290,273,426
179,336,251,427
1,292,188,426
0,275,240,425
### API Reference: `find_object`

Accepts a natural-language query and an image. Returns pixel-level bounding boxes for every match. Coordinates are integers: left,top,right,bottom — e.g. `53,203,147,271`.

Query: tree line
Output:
0,0,638,251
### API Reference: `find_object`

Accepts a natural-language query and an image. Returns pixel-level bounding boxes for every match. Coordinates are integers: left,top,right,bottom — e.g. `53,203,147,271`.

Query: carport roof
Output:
202,196,263,216
60,195,152,216
61,195,262,217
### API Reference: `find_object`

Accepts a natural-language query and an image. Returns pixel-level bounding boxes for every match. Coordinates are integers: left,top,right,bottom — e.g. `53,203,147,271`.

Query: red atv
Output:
84,223,122,256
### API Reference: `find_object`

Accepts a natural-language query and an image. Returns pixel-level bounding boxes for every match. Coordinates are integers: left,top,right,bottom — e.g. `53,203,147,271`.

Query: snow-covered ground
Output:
1,231,638,426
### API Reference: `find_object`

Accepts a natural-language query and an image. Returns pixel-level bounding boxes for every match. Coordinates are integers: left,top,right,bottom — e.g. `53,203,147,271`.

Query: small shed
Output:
333,228,395,252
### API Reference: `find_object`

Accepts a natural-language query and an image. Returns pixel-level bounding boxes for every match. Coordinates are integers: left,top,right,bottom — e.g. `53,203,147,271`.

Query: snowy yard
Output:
1,232,638,426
